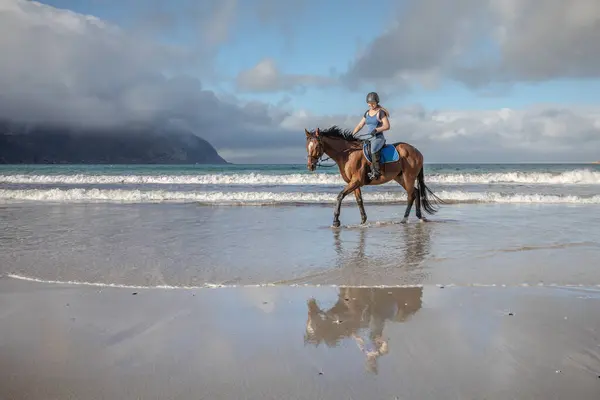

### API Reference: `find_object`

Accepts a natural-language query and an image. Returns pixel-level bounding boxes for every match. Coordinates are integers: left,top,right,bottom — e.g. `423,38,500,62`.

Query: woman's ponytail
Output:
379,106,390,118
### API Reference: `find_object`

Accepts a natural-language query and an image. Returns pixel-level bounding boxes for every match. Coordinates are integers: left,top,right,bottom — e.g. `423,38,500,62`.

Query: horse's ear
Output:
315,127,320,137
305,128,311,138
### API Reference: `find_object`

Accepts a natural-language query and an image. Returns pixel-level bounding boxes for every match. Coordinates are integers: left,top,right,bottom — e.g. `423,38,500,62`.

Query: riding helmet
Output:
366,92,379,104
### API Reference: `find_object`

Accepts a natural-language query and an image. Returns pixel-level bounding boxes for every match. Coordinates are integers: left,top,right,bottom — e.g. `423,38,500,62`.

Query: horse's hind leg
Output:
354,188,367,224
394,174,415,224
413,186,428,222
403,188,419,223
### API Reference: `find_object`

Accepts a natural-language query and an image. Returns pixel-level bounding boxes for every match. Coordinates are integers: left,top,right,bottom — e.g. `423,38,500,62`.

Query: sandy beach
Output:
1,278,599,399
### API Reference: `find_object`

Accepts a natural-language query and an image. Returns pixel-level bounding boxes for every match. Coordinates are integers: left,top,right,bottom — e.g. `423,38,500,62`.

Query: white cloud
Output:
282,105,600,163
236,58,336,93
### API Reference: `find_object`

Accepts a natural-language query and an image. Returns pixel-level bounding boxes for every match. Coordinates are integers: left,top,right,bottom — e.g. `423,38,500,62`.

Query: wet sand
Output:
1,278,599,399
2,203,600,287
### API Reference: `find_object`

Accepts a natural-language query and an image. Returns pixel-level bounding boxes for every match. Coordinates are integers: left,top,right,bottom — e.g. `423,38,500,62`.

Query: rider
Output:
351,92,390,180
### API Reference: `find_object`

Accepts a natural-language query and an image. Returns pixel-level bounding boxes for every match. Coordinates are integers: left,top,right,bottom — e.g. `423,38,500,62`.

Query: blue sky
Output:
3,0,599,163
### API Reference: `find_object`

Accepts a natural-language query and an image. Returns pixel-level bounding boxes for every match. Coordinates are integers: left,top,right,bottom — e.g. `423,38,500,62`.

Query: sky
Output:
1,0,599,163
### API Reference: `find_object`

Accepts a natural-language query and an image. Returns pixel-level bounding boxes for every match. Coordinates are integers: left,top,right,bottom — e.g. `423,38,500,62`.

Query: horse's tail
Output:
417,167,445,215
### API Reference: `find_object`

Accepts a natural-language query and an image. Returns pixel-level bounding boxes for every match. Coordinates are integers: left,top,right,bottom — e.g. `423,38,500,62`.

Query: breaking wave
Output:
2,169,600,186
1,188,599,205
427,169,600,185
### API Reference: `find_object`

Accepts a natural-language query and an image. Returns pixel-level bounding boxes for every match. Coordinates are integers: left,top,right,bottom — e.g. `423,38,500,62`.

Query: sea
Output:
1,163,600,288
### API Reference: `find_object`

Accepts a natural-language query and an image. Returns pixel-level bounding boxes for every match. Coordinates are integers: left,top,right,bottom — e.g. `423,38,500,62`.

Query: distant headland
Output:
0,119,228,165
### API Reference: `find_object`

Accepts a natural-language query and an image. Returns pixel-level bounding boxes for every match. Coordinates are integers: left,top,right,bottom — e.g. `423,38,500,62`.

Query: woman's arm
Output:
375,112,390,133
352,117,366,135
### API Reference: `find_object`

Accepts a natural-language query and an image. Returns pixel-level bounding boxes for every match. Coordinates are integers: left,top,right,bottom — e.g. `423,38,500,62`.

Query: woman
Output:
351,92,391,180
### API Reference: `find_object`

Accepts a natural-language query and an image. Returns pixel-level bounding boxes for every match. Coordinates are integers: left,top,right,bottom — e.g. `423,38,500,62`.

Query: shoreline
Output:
1,278,599,399
6,272,600,289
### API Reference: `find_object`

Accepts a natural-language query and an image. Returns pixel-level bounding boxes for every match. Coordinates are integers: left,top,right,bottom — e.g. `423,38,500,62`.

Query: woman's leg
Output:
368,135,385,179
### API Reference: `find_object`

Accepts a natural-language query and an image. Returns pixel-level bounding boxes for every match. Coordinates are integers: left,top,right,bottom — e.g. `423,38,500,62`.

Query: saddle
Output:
362,142,400,164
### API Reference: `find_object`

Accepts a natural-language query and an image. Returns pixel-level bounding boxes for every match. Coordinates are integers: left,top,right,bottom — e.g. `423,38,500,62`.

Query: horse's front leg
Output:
333,181,360,228
354,187,367,224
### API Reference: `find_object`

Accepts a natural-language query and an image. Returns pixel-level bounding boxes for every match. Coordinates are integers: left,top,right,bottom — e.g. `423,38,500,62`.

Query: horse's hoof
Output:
361,218,367,225
419,217,429,223
332,221,341,228
400,217,408,224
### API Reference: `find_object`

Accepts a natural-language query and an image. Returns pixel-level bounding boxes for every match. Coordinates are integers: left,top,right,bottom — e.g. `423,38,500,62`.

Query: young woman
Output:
351,92,391,179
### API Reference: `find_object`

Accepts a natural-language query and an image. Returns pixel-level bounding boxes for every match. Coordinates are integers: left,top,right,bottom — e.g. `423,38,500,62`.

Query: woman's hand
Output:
352,116,366,136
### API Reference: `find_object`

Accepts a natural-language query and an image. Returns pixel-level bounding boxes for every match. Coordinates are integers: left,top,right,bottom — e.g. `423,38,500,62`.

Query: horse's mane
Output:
310,125,360,142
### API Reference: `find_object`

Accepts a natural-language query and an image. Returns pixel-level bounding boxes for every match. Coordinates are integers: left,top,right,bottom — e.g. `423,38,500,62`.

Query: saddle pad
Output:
362,143,400,164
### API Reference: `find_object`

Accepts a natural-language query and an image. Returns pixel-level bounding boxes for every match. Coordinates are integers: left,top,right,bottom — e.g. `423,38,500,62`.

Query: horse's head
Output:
305,128,324,171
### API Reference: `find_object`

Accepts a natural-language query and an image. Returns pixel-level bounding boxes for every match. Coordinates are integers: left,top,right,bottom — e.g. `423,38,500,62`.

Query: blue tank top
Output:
364,109,384,134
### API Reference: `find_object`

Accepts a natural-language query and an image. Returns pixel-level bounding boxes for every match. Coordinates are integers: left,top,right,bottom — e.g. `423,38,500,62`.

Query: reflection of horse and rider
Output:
304,224,430,373
305,286,422,374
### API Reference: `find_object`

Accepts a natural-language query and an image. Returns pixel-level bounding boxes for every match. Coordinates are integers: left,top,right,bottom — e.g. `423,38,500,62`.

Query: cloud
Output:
483,0,600,82
282,105,600,163
343,0,488,91
111,0,305,64
236,58,336,93
254,0,309,49
1,0,598,165
85,0,239,47
0,0,193,126
345,0,600,89
0,0,300,159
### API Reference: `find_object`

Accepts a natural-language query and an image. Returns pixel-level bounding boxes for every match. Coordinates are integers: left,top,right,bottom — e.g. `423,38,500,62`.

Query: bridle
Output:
307,135,334,168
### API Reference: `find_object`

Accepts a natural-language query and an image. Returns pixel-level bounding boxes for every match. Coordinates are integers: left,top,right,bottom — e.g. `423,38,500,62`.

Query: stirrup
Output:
368,168,381,180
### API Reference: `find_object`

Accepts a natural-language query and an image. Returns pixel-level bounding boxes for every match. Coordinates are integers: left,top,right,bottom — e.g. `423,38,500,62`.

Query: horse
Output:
304,125,444,227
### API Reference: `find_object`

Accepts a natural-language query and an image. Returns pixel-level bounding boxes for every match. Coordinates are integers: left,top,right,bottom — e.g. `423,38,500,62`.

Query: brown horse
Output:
304,125,443,227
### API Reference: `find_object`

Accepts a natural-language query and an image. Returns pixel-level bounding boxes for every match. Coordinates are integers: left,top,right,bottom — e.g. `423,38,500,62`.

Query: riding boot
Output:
368,150,381,180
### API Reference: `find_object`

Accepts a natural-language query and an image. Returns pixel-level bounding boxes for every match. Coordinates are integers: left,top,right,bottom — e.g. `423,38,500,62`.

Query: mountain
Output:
0,120,228,164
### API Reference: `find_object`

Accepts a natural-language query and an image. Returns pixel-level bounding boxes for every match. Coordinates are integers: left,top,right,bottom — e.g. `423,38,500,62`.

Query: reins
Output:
312,136,336,168
314,133,372,169
316,154,335,168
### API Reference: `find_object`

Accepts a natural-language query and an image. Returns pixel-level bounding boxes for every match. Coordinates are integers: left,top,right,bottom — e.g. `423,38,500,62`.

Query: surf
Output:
2,168,600,186
1,188,599,205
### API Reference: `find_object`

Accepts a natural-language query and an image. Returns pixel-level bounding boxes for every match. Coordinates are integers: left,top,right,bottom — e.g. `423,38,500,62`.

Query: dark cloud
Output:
487,0,600,82
343,0,487,90
345,0,600,89
0,0,301,162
